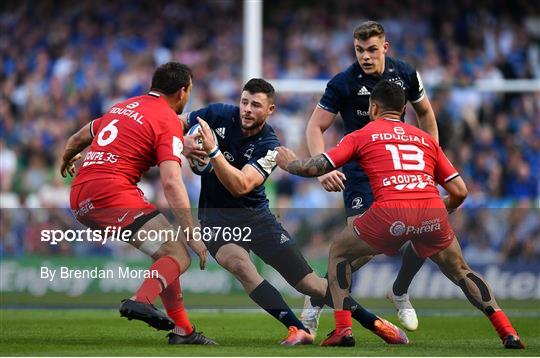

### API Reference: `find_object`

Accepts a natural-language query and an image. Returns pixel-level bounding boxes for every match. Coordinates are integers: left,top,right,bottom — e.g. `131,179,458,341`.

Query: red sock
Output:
160,278,193,335
489,310,517,340
334,310,352,331
134,256,181,304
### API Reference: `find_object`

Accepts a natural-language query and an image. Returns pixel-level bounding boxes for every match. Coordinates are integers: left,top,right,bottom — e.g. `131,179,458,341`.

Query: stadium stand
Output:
0,0,538,264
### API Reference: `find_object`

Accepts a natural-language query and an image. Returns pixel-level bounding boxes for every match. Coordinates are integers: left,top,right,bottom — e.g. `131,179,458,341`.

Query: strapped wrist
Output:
208,146,221,159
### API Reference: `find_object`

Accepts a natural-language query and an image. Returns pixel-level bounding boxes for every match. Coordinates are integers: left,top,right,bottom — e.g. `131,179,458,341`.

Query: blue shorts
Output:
200,209,313,285
343,163,374,217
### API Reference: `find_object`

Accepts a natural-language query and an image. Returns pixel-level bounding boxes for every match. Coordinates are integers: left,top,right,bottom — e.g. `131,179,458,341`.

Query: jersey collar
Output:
148,91,161,98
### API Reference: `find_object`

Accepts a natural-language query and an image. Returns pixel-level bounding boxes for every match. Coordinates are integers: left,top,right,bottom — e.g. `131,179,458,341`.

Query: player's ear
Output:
267,103,276,115
383,41,389,54
178,85,190,103
370,101,379,119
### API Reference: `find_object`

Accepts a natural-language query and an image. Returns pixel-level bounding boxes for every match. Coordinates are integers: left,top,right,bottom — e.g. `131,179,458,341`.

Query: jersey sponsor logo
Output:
390,219,442,237
73,199,94,217
173,136,183,158
356,110,369,117
371,133,430,147
280,233,290,244
278,311,288,319
223,151,234,162
390,221,406,236
382,173,434,188
215,127,226,139
395,181,429,190
256,150,278,175
82,151,118,166
351,197,364,209
406,218,441,235
109,107,144,124
357,86,371,96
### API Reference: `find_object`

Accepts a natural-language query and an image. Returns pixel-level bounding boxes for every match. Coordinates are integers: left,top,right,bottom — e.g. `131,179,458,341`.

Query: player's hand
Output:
183,132,207,162
317,170,347,192
60,153,82,178
197,117,217,154
275,146,297,171
188,238,208,270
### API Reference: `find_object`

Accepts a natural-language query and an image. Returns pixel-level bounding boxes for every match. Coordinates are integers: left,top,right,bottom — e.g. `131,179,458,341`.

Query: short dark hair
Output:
353,21,385,41
242,78,275,102
150,62,192,95
370,80,405,112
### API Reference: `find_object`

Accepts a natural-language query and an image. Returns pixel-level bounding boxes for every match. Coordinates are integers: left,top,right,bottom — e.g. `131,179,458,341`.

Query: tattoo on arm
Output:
286,154,334,177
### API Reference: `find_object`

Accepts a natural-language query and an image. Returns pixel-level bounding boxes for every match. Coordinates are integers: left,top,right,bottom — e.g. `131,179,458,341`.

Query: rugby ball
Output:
186,124,217,175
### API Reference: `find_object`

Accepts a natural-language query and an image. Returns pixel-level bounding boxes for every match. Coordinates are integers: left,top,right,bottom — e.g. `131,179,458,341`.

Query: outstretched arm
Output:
275,147,334,177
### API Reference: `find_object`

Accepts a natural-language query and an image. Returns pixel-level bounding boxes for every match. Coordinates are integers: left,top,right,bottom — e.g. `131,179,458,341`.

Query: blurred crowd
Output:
1,0,539,264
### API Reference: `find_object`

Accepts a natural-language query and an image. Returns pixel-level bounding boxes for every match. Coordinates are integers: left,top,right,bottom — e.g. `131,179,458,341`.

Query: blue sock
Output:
312,274,378,331
347,296,378,330
249,280,308,332
393,243,425,296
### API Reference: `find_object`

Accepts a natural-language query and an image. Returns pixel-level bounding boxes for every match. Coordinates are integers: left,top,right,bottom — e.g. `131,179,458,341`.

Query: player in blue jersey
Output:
302,21,439,333
180,78,408,345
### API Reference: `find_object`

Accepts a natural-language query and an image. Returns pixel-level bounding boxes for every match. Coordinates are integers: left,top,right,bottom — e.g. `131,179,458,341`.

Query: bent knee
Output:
448,262,472,282
295,276,326,297
297,285,322,297
329,240,349,259
155,241,191,270
220,257,253,277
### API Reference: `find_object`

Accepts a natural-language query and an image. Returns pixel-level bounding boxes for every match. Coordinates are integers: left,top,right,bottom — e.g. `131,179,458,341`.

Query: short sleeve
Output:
407,66,425,104
155,114,184,166
318,74,345,114
324,132,360,169
248,138,280,181
187,103,238,129
434,146,459,184
90,117,103,138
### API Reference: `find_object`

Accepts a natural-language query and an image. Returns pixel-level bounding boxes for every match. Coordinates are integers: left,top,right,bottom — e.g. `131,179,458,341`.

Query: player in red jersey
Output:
275,80,524,349
60,62,216,345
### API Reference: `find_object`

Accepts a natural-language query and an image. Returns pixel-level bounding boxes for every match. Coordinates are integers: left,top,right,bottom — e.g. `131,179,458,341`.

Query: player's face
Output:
354,36,389,75
239,91,275,132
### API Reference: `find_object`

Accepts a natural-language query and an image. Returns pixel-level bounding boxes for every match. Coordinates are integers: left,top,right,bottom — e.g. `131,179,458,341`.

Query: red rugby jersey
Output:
324,118,458,202
73,91,184,186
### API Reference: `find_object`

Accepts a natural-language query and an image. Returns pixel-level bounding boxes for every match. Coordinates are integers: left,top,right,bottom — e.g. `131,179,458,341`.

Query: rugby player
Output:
180,78,407,345
60,62,216,345
277,80,524,349
302,20,440,333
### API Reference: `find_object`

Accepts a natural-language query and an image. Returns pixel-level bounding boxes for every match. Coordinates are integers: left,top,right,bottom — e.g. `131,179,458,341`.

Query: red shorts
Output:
70,178,157,230
353,198,455,258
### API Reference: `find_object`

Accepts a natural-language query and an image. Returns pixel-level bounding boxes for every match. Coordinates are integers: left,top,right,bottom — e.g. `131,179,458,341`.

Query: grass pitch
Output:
0,309,538,356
